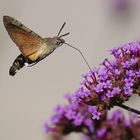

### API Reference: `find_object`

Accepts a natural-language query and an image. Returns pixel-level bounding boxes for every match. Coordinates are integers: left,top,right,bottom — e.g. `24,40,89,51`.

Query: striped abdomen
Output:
9,54,27,76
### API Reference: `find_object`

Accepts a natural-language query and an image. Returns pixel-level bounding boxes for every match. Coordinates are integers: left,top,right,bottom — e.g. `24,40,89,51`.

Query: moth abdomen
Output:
9,54,27,76
9,65,18,76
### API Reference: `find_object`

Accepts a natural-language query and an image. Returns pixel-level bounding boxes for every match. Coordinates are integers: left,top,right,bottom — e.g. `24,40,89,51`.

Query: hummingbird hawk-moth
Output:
3,16,92,76
3,16,70,76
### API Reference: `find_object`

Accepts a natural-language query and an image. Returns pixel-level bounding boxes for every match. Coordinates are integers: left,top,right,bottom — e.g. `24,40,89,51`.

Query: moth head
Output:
53,36,65,47
53,22,70,48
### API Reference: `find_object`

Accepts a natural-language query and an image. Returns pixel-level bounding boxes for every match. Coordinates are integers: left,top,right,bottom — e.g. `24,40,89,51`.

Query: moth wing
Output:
3,16,46,59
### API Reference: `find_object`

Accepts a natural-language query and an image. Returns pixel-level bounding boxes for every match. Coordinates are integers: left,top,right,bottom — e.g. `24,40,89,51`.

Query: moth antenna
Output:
57,22,66,37
64,42,92,72
59,32,70,38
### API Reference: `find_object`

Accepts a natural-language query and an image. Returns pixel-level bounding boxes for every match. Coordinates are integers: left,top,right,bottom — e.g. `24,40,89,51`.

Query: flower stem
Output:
116,103,140,115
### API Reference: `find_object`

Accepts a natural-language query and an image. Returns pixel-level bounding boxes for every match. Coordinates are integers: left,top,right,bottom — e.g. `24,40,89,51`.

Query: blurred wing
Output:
3,16,46,60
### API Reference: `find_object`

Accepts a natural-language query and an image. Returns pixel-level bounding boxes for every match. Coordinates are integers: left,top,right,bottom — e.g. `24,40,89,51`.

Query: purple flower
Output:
103,80,112,89
73,113,84,126
124,78,134,86
112,110,124,120
112,87,121,94
98,68,109,81
114,68,121,75
92,111,101,120
45,95,96,136
64,93,72,102
54,105,66,115
65,108,76,119
130,58,138,65
123,85,133,95
84,118,94,132
106,90,114,98
101,95,107,101
51,115,61,124
75,88,91,103
94,83,104,92
124,120,131,126
136,70,140,78
45,42,140,140
45,103,140,140
122,61,131,69
45,41,140,140
43,123,50,133
97,128,106,138
126,70,135,78
87,106,101,120
75,41,140,119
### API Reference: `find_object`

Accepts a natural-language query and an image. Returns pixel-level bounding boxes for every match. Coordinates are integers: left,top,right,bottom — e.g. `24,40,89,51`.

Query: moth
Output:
3,16,91,76
3,16,70,76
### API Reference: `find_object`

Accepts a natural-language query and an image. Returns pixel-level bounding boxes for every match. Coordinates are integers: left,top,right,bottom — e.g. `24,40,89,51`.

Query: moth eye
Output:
56,41,62,45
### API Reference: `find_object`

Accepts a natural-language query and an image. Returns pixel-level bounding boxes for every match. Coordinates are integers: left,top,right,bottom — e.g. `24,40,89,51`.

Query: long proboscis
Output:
64,42,92,72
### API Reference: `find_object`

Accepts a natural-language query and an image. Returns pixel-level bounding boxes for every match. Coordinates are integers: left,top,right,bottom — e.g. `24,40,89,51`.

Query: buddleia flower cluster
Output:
75,41,140,119
44,94,140,140
44,94,95,137
44,41,140,140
